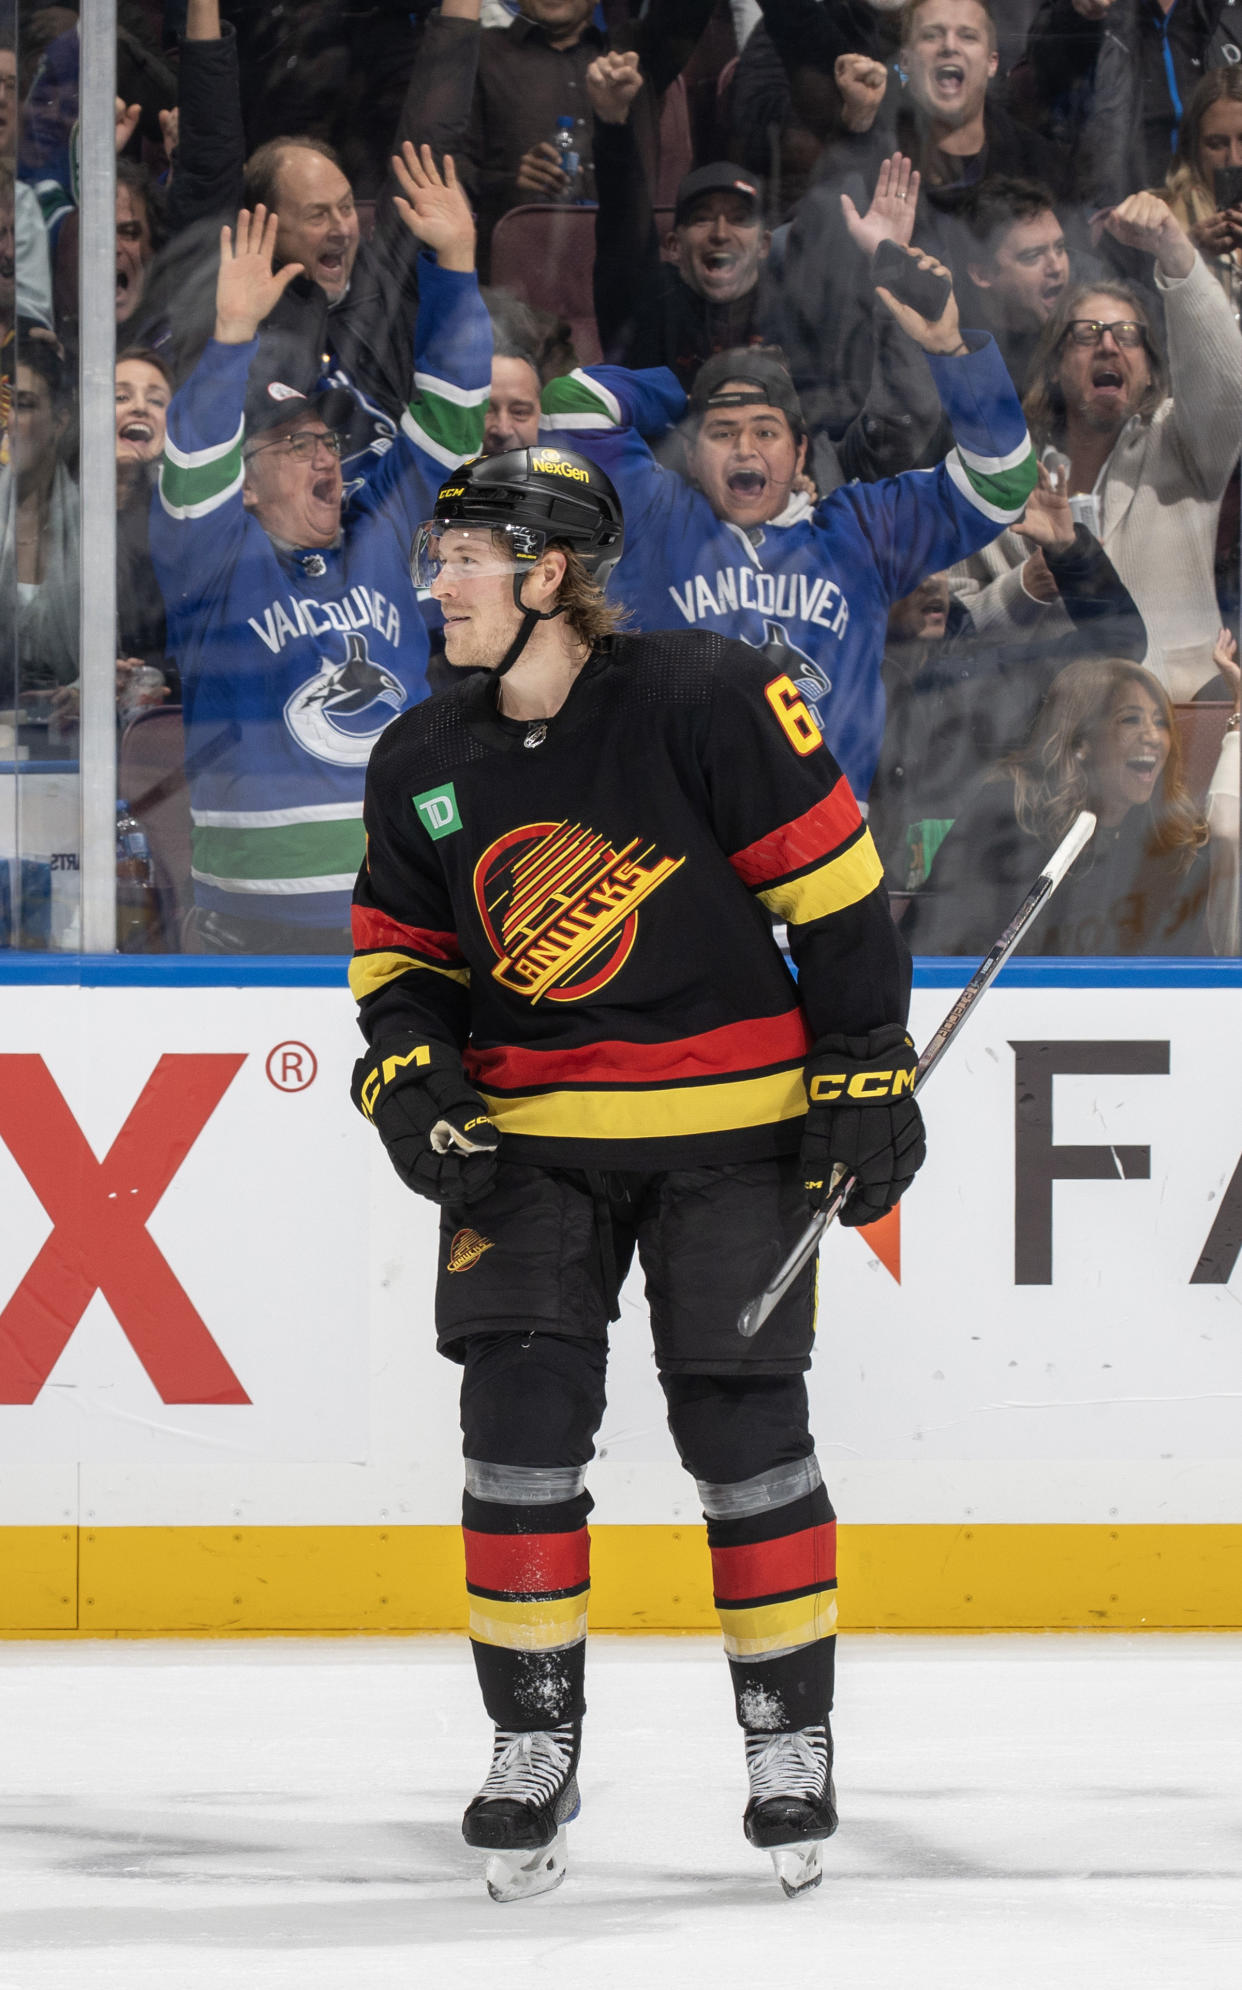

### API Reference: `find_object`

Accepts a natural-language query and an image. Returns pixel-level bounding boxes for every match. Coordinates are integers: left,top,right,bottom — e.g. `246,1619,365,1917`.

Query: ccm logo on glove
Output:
807,1066,917,1103
357,1042,431,1118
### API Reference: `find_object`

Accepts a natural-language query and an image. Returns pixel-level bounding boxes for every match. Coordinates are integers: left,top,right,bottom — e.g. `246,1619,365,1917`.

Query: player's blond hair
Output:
549,546,629,647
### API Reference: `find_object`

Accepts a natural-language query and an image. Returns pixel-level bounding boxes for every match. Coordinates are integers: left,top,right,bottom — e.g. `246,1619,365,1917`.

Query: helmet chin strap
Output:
494,571,567,678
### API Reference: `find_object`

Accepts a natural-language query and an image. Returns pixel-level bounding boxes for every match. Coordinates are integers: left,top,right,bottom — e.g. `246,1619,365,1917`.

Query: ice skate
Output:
742,1724,837,1898
462,1721,581,1903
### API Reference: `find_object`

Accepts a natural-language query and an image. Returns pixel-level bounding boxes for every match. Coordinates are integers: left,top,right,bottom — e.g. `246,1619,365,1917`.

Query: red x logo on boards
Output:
0,1054,250,1404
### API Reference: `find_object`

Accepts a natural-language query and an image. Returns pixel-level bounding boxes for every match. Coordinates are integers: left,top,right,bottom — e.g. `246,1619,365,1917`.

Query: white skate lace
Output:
745,1725,829,1804
476,1723,577,1808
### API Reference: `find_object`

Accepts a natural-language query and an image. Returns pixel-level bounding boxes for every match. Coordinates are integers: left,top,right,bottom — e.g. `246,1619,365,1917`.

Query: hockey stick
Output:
737,808,1097,1339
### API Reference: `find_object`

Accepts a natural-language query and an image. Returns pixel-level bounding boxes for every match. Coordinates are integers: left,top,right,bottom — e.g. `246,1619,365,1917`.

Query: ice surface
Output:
1,1634,1239,1989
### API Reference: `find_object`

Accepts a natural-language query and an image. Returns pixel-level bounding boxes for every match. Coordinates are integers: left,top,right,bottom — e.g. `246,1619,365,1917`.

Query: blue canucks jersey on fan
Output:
539,346,1036,798
150,255,491,929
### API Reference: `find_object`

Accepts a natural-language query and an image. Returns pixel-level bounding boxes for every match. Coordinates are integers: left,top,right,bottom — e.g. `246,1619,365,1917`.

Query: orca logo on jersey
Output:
473,819,685,1003
751,620,831,727
284,631,407,766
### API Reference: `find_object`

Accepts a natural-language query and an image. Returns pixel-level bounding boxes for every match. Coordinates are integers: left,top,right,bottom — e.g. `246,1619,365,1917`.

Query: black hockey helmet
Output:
420,444,624,584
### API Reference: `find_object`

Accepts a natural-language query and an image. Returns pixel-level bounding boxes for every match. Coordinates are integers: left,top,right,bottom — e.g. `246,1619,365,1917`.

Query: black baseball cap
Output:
688,347,806,437
244,343,354,440
673,163,764,226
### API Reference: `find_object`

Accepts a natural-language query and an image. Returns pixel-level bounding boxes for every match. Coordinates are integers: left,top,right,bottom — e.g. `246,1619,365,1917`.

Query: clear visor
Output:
410,520,546,589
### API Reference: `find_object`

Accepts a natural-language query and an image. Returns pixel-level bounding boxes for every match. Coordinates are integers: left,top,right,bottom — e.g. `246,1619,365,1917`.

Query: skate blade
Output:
770,1841,823,1898
485,1827,568,1904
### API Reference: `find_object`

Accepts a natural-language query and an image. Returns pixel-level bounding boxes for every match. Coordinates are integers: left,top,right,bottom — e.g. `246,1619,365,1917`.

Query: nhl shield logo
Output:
284,631,406,766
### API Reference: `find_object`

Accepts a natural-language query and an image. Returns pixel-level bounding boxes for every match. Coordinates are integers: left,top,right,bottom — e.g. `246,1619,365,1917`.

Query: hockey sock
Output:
701,1466,837,1732
463,1468,591,1730
661,1373,837,1731
458,1333,606,1732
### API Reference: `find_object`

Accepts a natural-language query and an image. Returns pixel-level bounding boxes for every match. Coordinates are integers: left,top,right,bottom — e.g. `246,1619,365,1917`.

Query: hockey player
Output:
349,447,926,1901
149,148,491,951
534,248,1038,801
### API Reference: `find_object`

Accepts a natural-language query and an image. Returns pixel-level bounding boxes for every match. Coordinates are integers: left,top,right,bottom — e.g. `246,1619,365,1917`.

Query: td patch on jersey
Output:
284,631,407,766
413,783,462,840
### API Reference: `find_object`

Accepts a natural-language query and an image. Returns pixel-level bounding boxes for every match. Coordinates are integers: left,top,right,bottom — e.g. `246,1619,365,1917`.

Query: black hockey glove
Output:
800,1026,926,1228
351,1033,499,1207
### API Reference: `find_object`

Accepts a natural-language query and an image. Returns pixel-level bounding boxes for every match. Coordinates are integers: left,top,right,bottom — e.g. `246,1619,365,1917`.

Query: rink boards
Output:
0,957,1240,1634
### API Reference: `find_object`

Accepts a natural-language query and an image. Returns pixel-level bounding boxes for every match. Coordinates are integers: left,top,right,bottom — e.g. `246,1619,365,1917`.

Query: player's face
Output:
672,194,769,304
431,528,525,669
689,389,807,528
902,0,997,128
483,357,542,455
115,358,169,464
1055,290,1152,434
978,210,1068,324
242,414,343,548
1083,680,1170,827
273,149,360,303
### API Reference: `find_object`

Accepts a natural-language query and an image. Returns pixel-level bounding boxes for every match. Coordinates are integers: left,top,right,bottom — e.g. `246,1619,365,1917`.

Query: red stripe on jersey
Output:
709,1522,837,1603
729,782,863,890
463,1008,812,1092
463,1527,591,1596
351,905,463,962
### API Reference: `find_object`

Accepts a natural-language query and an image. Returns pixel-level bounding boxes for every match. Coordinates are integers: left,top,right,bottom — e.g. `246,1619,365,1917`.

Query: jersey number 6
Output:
764,672,823,757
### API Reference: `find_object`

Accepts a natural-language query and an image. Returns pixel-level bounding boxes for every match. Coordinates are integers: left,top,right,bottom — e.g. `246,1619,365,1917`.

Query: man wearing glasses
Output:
152,150,490,953
952,192,1242,707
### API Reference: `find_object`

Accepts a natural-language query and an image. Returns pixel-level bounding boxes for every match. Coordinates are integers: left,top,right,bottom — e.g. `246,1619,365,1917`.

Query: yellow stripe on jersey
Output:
348,949,471,1002
467,1591,590,1652
478,1066,807,1144
758,831,883,927
717,1587,839,1659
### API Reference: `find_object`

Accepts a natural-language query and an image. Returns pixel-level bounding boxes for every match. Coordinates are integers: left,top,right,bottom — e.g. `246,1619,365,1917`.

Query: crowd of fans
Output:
1,0,1241,955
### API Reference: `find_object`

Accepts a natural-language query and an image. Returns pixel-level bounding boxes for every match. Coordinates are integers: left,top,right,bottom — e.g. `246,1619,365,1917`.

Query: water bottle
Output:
115,798,160,952
552,115,582,202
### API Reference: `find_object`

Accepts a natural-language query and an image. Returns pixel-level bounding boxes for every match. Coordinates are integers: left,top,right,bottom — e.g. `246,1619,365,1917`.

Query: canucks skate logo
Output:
284,632,406,767
473,819,685,1003
748,621,831,728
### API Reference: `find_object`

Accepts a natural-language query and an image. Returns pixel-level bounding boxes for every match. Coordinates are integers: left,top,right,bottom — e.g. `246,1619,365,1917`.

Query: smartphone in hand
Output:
872,239,952,323
1214,165,1242,213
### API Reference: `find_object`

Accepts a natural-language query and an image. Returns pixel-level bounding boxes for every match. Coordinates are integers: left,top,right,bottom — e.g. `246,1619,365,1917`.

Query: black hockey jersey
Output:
350,631,912,1171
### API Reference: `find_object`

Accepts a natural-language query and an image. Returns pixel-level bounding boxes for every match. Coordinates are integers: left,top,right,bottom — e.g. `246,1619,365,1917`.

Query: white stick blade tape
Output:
1041,810,1096,890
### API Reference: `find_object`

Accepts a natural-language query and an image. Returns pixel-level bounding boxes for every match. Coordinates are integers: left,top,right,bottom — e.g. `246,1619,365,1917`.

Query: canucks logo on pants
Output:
750,621,831,730
284,632,407,766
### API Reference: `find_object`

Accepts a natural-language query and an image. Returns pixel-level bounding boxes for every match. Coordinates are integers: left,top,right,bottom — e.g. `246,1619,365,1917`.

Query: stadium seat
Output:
489,206,603,365
1174,702,1234,806
654,74,693,210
